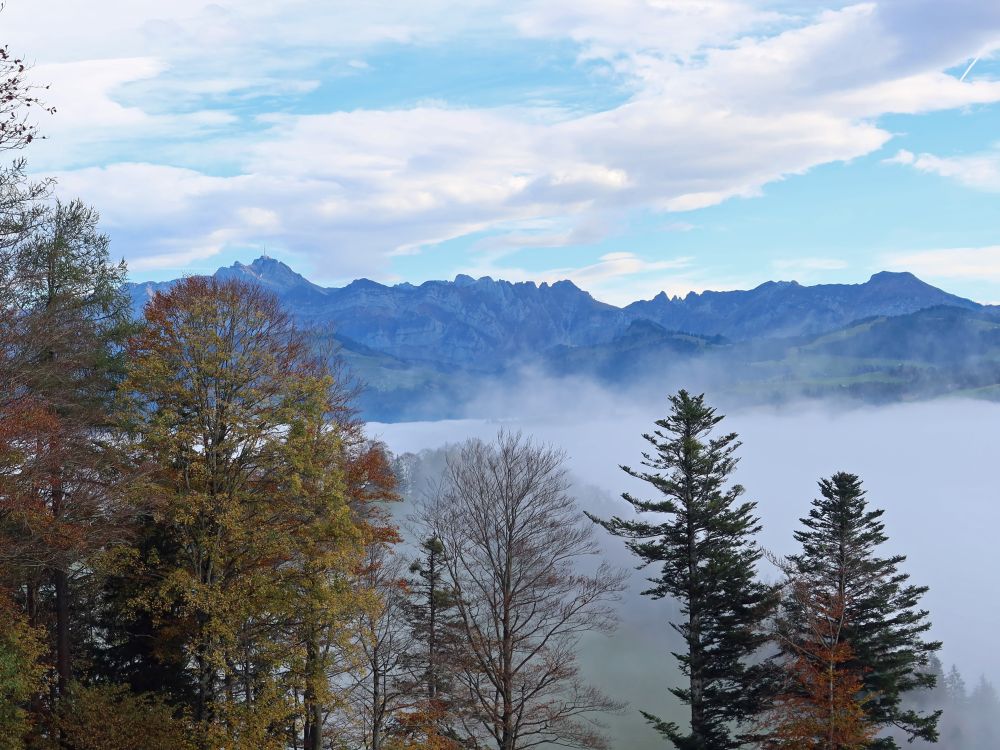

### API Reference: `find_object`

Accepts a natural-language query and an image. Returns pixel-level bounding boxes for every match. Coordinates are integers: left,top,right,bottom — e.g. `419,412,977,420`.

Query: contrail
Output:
959,56,980,82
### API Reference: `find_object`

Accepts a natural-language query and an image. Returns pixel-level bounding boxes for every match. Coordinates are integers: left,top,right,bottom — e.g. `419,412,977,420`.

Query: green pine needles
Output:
786,472,941,748
588,390,776,750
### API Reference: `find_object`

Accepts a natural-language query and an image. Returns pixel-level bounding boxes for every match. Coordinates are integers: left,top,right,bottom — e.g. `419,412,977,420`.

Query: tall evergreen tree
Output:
0,199,132,701
589,390,775,749
787,472,940,749
398,536,464,746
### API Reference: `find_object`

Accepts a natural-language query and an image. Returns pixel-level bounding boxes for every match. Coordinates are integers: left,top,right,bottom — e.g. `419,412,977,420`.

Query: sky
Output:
4,0,1000,305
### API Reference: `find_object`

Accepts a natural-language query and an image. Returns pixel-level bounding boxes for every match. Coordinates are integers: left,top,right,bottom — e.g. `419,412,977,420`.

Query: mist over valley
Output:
372,395,1000,747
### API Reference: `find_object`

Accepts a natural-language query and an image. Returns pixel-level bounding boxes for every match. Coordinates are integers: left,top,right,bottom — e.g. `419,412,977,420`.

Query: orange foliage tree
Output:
0,200,132,710
760,578,878,750
119,276,397,749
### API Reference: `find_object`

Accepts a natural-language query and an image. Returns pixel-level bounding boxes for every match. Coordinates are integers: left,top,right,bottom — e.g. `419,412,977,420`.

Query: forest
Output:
2,28,1000,750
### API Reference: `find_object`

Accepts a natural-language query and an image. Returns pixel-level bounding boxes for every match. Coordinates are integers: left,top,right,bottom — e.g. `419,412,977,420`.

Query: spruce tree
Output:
589,390,775,749
400,536,464,744
1,199,132,699
406,537,460,706
787,472,941,748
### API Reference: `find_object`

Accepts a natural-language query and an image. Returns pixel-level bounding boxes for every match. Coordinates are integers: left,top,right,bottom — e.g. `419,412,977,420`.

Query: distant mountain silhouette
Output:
127,257,998,420
623,271,977,340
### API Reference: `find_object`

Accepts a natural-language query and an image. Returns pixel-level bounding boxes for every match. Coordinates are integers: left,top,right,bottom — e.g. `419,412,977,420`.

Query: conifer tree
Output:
0,199,132,702
589,390,775,750
787,472,940,749
399,536,464,746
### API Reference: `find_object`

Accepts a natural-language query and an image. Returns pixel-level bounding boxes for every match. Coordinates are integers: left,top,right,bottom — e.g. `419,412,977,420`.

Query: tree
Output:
346,544,413,750
760,578,877,749
786,473,940,748
0,41,55,152
0,591,46,750
428,431,627,750
588,390,776,750
118,277,375,748
398,535,465,747
53,684,194,750
0,199,132,706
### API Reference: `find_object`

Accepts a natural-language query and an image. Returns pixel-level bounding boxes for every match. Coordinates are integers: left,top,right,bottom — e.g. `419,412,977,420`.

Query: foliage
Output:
0,197,133,720
53,683,194,750
0,592,46,750
395,535,465,745
760,581,877,750
787,473,940,748
589,390,776,749
116,276,388,747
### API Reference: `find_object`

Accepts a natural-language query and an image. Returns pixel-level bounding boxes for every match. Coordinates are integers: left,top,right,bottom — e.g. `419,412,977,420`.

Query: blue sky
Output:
5,0,1000,304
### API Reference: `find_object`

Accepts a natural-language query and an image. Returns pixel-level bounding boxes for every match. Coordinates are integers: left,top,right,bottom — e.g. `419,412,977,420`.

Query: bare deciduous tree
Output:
343,544,415,750
424,431,627,750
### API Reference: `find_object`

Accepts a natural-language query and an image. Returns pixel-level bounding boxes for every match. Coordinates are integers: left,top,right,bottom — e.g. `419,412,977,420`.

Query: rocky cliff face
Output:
124,257,996,420
623,271,978,340
127,257,982,373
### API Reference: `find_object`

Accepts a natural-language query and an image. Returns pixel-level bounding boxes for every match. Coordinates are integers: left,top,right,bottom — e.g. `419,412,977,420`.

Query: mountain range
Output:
128,258,1000,421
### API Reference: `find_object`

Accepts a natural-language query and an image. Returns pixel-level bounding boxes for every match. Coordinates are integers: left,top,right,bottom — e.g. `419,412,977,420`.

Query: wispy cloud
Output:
6,1,1000,280
885,148,1000,192
883,244,1000,281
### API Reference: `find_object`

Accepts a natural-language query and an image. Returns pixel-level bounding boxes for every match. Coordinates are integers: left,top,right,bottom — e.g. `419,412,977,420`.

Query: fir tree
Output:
0,199,133,700
787,472,941,749
589,390,775,749
399,536,464,746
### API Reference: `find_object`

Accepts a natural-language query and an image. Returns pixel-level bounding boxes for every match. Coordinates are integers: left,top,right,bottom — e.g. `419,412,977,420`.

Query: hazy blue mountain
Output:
623,271,979,340
548,304,1000,406
128,257,980,356
126,257,998,420
129,258,629,371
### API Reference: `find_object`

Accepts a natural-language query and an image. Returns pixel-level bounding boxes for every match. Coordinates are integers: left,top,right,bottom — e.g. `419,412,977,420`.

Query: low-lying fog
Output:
369,383,999,748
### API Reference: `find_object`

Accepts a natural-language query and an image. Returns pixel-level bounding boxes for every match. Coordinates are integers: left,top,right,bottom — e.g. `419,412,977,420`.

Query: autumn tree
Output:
53,684,195,750
786,473,940,748
396,535,465,747
0,591,46,750
425,431,627,750
0,199,132,715
759,576,877,750
257,343,398,750
117,277,377,748
589,390,777,750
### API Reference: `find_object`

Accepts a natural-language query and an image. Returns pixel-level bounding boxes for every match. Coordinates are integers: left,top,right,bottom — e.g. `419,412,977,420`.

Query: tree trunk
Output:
51,468,71,697
53,567,71,694
501,540,515,750
372,655,382,750
303,632,323,750
687,475,704,747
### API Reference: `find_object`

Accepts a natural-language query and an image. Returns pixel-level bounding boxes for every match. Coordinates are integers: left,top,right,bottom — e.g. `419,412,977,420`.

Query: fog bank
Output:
370,391,1000,747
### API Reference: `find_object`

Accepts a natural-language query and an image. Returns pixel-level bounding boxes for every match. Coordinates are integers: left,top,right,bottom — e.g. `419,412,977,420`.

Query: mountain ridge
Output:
128,257,980,342
125,257,997,420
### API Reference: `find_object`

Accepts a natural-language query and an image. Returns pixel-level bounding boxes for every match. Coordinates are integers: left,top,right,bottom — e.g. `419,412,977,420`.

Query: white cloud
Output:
663,221,696,232
884,148,1000,192
5,1,1000,280
883,245,1000,282
28,59,237,168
